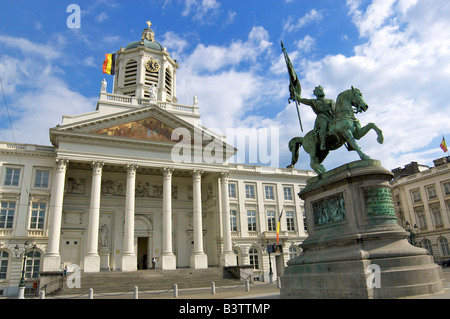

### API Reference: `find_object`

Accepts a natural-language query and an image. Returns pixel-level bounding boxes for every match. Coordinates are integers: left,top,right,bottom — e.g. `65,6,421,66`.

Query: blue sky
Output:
1,0,450,172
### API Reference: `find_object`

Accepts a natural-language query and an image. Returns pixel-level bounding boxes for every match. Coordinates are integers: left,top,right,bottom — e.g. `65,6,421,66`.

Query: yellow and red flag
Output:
440,137,448,153
276,209,283,244
102,53,116,75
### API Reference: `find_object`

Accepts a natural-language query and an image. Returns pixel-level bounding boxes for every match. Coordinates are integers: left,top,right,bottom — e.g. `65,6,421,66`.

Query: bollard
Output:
134,286,139,299
245,279,250,292
277,277,281,289
18,287,25,299
89,288,94,299
40,289,45,299
211,282,216,295
173,284,178,298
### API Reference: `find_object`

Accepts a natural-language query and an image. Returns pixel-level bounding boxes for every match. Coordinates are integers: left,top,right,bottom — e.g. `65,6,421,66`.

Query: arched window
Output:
249,248,259,269
25,251,41,279
421,238,434,255
0,250,9,279
123,59,138,95
438,237,450,257
165,68,172,101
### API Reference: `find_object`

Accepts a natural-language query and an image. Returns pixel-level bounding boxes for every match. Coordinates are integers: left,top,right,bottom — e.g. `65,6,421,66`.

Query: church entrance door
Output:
137,237,149,269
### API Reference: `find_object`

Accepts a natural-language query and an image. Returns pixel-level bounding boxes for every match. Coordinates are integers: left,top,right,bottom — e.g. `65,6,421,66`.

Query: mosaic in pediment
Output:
91,117,186,144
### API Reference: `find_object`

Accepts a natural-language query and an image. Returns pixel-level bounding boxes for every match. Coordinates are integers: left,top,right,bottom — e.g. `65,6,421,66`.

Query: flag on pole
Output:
276,208,283,244
102,53,116,75
441,137,448,153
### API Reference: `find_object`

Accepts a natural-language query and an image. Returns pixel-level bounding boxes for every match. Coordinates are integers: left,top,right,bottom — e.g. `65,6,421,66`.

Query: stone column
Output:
190,170,208,269
161,168,176,270
122,164,137,271
220,172,236,266
42,158,68,272
84,162,103,272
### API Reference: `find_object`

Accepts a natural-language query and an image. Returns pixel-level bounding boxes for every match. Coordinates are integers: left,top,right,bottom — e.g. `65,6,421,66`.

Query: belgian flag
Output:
276,208,283,244
102,53,116,75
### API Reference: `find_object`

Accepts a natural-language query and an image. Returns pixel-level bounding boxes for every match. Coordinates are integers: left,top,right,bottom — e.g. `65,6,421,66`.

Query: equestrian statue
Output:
282,42,384,174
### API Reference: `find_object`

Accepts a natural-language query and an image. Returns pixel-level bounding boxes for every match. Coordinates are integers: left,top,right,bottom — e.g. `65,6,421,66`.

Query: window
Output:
0,202,15,229
228,183,237,199
302,209,307,232
444,182,450,196
286,211,295,231
249,248,259,269
289,246,298,260
30,203,46,230
245,184,255,199
431,206,443,227
415,208,426,229
427,186,437,200
422,239,434,255
267,211,276,231
34,170,50,188
230,210,238,232
264,186,274,200
439,237,450,256
411,190,421,203
4,168,20,186
0,251,9,279
247,210,257,231
25,251,41,279
283,186,293,200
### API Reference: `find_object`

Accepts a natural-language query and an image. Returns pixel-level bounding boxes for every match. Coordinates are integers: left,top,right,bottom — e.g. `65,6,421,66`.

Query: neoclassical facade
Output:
391,157,450,264
0,23,313,296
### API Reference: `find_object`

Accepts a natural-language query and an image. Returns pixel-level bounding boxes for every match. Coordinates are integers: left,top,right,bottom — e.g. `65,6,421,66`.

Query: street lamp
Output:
14,241,37,299
262,242,276,283
405,221,419,246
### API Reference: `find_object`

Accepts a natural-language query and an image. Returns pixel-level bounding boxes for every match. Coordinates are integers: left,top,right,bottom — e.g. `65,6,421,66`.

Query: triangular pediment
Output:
50,105,231,152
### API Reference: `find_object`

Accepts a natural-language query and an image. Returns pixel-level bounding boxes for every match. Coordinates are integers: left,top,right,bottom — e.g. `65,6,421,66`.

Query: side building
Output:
0,23,313,297
391,157,450,264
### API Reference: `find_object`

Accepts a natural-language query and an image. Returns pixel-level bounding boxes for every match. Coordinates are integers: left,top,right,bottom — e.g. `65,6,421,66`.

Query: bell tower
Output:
113,21,179,103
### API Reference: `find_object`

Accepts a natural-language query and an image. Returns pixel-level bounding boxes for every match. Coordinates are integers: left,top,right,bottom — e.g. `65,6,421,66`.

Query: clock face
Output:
146,59,160,72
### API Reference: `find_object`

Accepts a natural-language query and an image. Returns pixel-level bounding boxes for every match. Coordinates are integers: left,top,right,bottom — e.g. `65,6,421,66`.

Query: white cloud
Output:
282,9,323,34
186,26,271,72
181,0,221,22
0,38,95,146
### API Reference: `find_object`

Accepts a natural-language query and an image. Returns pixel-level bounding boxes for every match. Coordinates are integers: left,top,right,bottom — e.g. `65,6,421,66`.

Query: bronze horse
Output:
287,87,384,174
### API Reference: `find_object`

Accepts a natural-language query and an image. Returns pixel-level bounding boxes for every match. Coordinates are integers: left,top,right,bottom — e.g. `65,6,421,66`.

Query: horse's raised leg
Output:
354,123,384,144
343,129,370,160
309,149,327,174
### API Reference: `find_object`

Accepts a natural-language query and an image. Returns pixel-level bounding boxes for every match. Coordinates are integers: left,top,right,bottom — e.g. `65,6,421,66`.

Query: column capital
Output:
91,162,104,174
193,170,203,181
163,167,174,179
220,172,230,183
55,158,69,173
127,164,138,176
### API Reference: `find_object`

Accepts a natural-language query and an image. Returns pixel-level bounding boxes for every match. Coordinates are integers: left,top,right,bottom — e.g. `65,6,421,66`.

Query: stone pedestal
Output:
281,160,444,299
99,247,111,271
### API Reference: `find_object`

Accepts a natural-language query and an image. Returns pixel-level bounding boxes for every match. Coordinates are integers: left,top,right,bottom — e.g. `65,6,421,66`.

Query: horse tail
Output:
287,137,303,168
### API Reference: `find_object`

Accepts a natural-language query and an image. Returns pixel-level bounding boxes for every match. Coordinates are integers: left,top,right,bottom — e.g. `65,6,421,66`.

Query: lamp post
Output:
264,243,275,283
405,221,419,246
14,241,36,299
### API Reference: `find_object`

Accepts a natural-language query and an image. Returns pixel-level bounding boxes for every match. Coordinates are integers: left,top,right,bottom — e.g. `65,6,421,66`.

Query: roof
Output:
125,39,163,51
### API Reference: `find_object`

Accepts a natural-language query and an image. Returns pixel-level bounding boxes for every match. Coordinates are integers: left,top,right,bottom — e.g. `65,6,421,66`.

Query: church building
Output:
0,23,313,296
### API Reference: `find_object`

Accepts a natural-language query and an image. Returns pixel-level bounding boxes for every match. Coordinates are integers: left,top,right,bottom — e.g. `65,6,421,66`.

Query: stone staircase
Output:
51,267,242,295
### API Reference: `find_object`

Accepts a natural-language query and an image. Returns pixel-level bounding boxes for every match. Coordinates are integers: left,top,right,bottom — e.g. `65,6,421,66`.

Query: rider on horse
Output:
291,85,335,151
